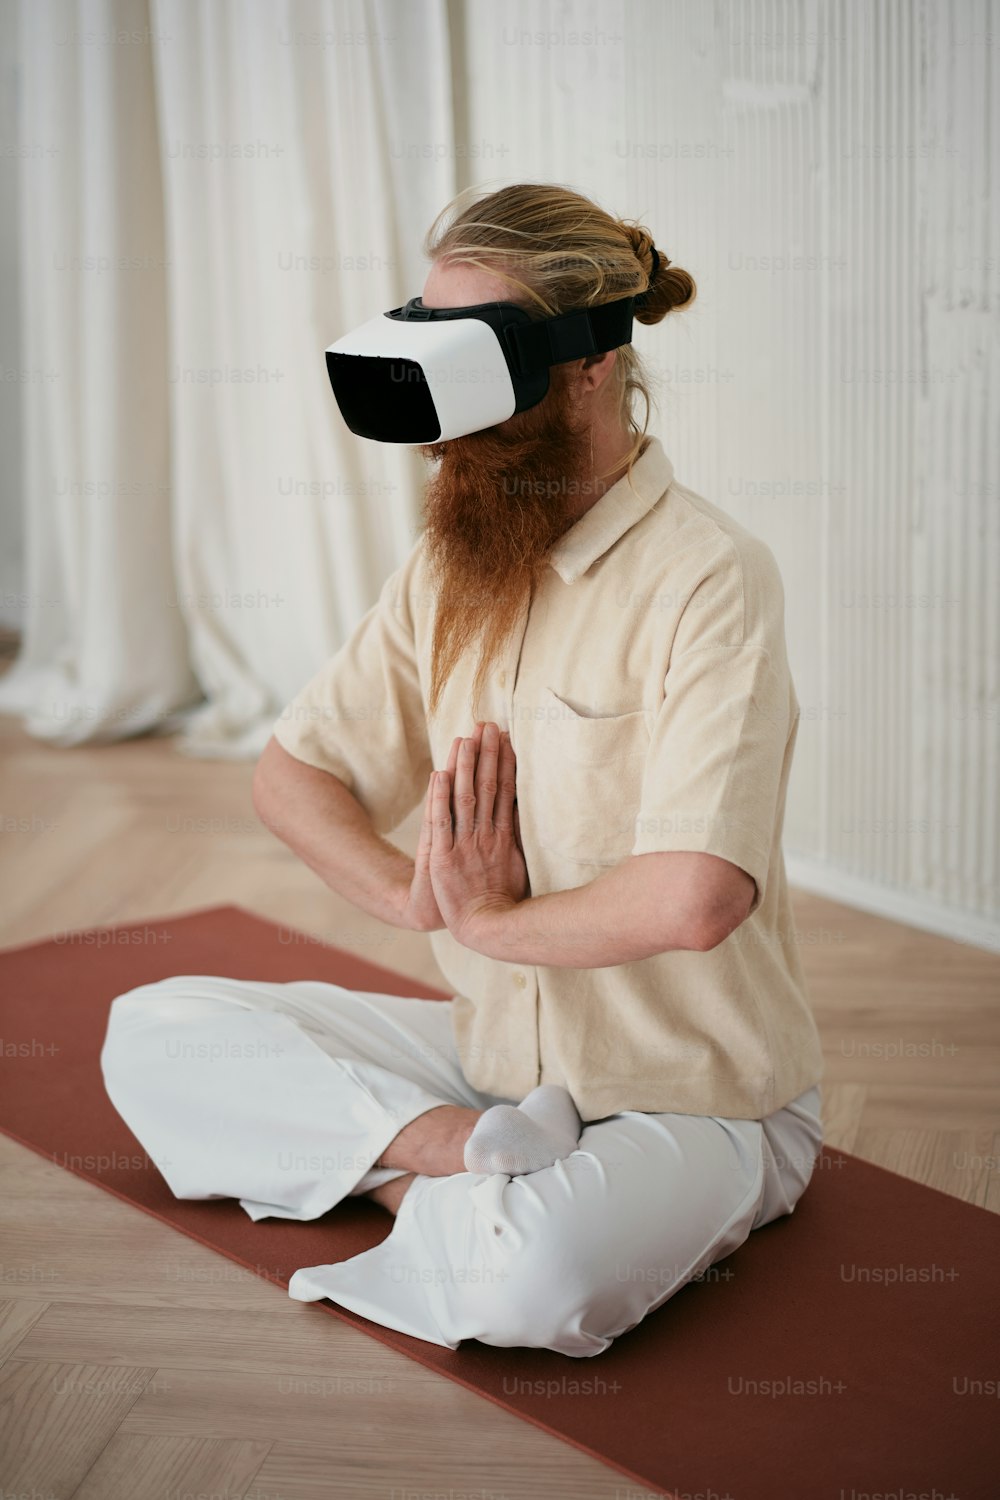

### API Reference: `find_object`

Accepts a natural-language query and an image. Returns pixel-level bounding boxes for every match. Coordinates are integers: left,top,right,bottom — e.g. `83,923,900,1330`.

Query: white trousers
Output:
99,973,823,1359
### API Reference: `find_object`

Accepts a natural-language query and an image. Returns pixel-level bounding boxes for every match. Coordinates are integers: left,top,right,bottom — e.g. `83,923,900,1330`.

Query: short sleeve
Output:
629,536,795,915
271,542,433,836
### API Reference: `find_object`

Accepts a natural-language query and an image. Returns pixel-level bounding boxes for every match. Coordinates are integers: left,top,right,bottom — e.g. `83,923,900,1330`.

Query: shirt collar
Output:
546,434,675,585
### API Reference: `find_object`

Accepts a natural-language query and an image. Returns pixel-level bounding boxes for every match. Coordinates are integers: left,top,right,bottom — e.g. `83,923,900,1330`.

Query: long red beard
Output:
417,366,593,722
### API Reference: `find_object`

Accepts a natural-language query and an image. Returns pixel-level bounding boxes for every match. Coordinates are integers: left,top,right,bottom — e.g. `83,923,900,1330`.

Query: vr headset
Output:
325,290,644,444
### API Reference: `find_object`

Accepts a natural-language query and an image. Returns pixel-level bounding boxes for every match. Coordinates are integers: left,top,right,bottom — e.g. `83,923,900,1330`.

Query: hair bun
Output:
622,222,695,325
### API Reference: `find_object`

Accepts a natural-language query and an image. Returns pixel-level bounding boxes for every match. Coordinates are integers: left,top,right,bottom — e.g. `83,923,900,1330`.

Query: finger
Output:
492,729,516,833
475,721,501,831
430,770,453,853
415,769,435,870
452,729,479,838
445,720,484,783
442,722,486,841
443,734,464,840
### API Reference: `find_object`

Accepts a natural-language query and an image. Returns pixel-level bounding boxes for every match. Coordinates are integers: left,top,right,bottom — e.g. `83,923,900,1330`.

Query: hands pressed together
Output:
400,720,529,951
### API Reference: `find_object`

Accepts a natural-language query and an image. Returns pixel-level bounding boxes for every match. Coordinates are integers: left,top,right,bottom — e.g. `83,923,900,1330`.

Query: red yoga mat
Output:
1,903,997,1499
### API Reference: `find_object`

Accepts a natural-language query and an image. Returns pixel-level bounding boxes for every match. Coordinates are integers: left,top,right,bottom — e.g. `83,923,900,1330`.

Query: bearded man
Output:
100,184,824,1357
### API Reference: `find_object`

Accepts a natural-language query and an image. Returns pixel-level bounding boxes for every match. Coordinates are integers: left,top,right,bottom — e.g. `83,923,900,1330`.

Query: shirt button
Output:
498,670,507,687
513,971,527,988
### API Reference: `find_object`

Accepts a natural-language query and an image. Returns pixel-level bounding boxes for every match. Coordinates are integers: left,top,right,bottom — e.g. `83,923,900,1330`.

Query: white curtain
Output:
3,0,998,941
0,0,455,755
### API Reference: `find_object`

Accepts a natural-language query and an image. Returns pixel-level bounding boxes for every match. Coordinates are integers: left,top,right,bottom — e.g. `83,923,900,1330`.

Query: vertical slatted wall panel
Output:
457,0,999,938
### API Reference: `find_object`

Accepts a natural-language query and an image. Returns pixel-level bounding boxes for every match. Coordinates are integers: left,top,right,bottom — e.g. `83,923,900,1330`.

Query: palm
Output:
403,722,527,931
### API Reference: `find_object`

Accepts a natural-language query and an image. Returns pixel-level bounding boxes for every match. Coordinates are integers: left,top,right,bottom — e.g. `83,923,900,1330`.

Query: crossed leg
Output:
100,973,821,1356
100,974,588,1219
288,1105,791,1356
99,973,509,1222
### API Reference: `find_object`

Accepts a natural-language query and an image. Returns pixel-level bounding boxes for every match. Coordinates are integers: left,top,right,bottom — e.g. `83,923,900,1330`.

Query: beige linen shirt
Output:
272,435,825,1121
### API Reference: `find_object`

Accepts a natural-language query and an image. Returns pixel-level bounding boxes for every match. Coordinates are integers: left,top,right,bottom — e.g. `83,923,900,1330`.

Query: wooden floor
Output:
1,703,998,1499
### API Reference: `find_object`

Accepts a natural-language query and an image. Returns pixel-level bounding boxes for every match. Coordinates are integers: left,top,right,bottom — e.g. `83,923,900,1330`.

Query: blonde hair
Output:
422,181,697,479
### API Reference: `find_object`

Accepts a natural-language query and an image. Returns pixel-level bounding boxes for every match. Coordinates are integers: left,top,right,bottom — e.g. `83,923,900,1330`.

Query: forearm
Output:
253,737,411,928
473,853,708,968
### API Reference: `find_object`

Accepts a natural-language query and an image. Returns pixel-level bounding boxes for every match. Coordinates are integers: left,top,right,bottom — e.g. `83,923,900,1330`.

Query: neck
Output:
569,426,645,521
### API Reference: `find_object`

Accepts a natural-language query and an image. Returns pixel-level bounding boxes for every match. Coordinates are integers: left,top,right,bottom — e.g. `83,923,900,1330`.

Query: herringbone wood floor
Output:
1,704,997,1499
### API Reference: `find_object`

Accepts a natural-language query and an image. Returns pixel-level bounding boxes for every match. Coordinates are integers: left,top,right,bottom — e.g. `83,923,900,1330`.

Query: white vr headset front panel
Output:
326,313,517,442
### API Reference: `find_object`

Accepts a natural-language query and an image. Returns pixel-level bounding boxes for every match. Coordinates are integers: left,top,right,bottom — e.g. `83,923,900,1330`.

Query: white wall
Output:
454,0,999,947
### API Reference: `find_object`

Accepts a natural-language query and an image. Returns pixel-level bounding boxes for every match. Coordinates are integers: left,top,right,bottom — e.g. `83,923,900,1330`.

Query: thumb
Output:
415,771,435,870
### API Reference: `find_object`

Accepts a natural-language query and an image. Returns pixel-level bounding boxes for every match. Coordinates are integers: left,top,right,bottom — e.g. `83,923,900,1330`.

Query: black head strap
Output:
388,292,638,378
502,295,636,375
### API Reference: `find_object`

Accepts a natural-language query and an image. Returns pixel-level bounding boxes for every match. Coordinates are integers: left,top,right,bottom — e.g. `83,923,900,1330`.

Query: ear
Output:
578,348,617,393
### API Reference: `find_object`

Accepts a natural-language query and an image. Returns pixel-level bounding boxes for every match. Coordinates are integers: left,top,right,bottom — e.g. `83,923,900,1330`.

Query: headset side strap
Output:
504,295,636,374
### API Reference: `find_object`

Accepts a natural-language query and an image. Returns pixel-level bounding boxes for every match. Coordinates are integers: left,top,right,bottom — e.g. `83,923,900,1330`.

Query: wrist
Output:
374,847,416,929
387,859,449,933
461,894,520,958
389,871,419,929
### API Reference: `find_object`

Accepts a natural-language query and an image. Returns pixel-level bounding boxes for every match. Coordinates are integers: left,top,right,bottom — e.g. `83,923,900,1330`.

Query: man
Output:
101,190,824,1356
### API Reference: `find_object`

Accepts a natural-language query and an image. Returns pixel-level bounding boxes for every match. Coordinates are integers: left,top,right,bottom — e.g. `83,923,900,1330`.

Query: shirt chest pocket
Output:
527,686,653,867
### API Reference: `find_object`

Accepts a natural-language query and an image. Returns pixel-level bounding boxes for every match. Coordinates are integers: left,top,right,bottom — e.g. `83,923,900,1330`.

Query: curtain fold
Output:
2,0,455,756
0,0,196,745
